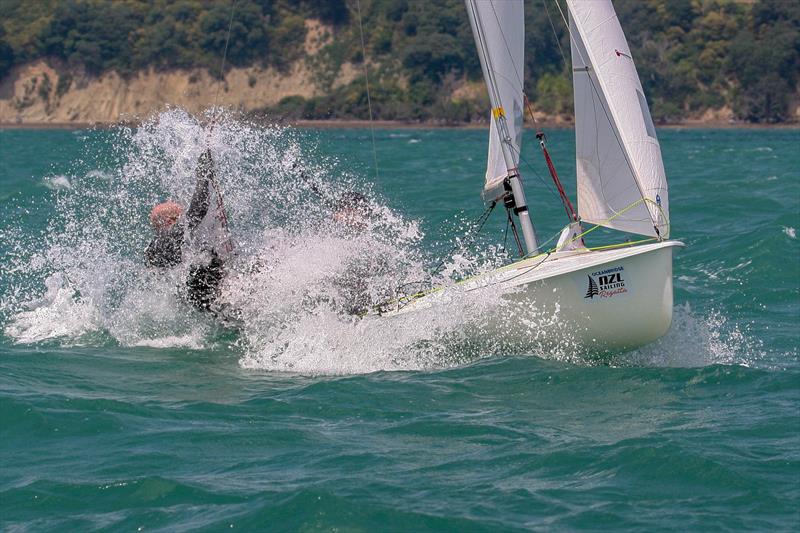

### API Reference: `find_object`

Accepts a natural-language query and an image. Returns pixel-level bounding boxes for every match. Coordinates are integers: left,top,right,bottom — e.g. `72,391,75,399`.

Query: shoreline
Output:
1,118,798,130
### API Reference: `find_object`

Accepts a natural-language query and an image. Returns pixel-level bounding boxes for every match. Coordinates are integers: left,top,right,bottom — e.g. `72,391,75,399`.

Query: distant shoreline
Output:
1,119,798,131
291,119,800,130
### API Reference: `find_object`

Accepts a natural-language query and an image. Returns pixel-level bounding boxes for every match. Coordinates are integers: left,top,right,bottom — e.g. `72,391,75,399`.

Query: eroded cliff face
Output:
0,60,324,124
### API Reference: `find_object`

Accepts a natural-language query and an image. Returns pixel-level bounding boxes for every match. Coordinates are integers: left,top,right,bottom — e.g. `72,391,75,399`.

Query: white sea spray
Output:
0,109,760,373
1,110,509,370
620,303,765,368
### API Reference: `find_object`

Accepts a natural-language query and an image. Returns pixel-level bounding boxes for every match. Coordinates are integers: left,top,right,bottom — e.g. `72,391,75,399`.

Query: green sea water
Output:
0,117,798,531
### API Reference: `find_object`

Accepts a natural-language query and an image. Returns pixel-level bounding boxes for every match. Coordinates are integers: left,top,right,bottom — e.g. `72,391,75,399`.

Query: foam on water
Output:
0,110,759,373
42,175,72,190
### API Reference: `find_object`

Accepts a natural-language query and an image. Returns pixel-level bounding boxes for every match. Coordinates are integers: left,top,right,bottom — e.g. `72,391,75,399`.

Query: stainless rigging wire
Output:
355,0,380,181
542,0,568,68
211,0,238,126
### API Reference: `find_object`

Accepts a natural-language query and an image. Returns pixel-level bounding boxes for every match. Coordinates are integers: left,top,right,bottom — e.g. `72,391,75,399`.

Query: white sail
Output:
568,0,669,238
465,0,525,200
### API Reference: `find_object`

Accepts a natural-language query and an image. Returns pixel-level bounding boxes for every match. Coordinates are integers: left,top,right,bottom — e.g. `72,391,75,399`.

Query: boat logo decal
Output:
584,266,628,299
585,276,599,298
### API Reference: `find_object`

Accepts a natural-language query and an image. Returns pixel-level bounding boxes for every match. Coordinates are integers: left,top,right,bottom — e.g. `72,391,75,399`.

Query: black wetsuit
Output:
145,150,225,311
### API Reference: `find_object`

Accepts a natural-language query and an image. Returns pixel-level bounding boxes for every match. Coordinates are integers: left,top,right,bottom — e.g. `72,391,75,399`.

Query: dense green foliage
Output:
0,0,313,74
0,26,14,81
1,0,797,122
617,0,800,122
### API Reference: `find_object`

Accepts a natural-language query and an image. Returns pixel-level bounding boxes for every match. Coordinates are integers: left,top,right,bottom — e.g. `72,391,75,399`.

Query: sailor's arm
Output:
186,149,214,230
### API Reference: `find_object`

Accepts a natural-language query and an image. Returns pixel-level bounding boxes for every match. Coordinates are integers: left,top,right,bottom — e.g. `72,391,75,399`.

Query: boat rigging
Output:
368,0,682,355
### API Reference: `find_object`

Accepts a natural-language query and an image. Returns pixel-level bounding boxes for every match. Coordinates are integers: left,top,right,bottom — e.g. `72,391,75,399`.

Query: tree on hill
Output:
0,0,797,123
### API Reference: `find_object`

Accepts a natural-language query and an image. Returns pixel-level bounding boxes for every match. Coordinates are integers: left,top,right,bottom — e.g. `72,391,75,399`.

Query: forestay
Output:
465,0,525,200
568,0,669,238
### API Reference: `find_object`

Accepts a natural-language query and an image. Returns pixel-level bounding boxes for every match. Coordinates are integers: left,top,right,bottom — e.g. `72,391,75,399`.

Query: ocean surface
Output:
1,116,798,531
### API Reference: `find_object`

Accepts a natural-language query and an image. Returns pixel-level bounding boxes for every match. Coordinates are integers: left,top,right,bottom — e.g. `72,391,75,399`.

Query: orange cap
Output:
150,201,182,229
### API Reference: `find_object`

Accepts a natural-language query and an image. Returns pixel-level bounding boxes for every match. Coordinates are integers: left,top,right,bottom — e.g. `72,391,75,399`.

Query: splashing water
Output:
614,303,764,368
1,110,758,373
2,109,493,370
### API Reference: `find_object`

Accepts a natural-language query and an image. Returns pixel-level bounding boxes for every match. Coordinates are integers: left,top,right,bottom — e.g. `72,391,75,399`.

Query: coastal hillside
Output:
0,0,798,125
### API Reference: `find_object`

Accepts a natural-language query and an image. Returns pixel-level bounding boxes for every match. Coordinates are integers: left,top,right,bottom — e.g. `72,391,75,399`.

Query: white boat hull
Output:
377,241,682,354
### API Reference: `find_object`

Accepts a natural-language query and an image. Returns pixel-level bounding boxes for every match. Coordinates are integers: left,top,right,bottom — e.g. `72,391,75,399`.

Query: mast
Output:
466,0,539,255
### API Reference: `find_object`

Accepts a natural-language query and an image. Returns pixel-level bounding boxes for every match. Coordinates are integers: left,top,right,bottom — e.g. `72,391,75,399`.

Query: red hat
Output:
150,201,182,229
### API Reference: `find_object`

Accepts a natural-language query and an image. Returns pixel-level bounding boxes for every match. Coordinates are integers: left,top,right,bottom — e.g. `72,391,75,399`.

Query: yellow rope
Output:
545,197,669,254
587,238,655,252
376,198,670,313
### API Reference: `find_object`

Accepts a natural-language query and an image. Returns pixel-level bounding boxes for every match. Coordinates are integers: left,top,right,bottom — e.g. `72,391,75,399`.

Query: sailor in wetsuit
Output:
145,149,225,311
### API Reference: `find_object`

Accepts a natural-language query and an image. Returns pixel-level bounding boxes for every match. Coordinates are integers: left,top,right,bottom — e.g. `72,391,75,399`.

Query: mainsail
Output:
465,0,525,200
568,0,669,238
466,0,539,254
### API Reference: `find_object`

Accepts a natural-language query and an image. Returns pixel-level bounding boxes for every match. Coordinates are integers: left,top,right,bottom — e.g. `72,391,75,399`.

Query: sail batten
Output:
568,0,670,238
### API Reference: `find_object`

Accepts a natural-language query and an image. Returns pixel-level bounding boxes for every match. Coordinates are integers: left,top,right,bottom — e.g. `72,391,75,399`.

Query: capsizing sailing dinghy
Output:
370,0,683,353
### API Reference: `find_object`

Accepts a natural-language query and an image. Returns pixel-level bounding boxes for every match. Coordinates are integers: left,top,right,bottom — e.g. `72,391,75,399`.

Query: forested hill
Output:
1,0,798,124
